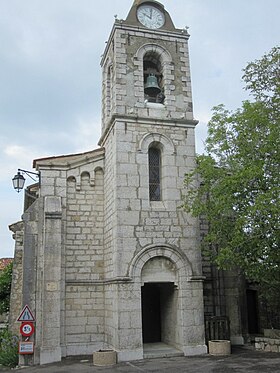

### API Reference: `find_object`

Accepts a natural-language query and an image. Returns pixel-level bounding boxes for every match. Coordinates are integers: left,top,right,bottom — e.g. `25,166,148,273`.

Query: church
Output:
9,0,249,365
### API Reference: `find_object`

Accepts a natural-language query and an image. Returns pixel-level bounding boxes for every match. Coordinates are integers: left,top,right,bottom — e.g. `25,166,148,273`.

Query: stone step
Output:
143,343,184,359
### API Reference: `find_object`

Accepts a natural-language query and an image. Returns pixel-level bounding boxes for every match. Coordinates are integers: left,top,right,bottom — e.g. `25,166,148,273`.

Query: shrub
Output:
0,328,18,368
0,262,13,314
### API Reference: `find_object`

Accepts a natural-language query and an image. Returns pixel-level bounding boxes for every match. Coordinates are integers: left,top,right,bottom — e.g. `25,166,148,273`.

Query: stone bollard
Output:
208,340,231,356
93,349,117,366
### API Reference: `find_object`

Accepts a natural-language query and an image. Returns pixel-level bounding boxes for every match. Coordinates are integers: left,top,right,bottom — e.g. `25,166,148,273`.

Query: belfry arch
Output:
134,43,173,104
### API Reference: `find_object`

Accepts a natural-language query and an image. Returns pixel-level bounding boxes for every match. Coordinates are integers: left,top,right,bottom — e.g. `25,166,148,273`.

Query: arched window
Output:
106,64,113,117
149,146,161,201
143,51,164,104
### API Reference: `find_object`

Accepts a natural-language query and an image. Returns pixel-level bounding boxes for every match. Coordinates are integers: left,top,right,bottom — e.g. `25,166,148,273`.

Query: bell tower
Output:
99,0,206,360
100,0,195,139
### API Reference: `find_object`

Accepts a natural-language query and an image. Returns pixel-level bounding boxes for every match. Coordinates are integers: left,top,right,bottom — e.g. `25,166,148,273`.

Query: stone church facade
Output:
9,0,247,366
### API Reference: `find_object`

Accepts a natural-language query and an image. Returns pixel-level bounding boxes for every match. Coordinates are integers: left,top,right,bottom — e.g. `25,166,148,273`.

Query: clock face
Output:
137,5,165,29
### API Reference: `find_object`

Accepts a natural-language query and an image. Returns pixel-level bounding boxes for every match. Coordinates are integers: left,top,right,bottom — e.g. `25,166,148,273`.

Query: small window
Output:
149,147,161,201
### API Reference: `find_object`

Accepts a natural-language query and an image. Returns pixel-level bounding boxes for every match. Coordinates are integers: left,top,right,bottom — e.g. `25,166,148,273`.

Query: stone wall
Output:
65,170,104,282
64,167,105,354
255,337,280,353
65,284,105,356
103,119,200,275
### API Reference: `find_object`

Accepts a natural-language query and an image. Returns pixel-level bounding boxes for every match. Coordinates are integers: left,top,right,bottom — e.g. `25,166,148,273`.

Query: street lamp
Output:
12,169,40,193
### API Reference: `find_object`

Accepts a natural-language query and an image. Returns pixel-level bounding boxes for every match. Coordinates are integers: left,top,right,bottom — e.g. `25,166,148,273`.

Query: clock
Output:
137,4,165,29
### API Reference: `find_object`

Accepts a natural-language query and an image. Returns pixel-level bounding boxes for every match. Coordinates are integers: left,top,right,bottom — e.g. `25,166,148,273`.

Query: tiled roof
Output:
0,258,13,271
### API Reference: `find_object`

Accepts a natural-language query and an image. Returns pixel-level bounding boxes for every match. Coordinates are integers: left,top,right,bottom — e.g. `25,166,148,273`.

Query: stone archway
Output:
128,246,191,350
140,257,178,344
128,244,192,280
127,245,206,356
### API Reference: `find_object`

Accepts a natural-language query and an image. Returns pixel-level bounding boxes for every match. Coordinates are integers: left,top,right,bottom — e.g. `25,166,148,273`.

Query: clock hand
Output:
144,9,152,19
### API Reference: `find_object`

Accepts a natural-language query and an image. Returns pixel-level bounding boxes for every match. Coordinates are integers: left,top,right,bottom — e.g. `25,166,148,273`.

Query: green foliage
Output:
242,46,280,105
0,328,18,368
183,47,280,291
0,263,13,314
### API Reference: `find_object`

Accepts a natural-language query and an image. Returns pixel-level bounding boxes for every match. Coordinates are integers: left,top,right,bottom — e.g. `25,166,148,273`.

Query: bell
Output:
144,74,161,96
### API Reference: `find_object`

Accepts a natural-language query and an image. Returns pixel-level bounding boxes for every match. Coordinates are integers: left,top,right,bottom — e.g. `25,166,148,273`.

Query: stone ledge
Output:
264,329,280,339
255,337,280,353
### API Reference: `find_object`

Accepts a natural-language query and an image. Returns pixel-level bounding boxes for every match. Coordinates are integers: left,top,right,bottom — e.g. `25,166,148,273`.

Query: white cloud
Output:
4,144,33,159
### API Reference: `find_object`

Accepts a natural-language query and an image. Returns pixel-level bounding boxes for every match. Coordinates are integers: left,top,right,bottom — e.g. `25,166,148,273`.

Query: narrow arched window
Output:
106,64,112,117
149,147,161,201
143,52,164,104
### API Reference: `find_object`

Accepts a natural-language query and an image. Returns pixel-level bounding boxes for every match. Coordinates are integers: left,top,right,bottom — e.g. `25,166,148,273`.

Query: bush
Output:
0,262,13,314
0,328,18,368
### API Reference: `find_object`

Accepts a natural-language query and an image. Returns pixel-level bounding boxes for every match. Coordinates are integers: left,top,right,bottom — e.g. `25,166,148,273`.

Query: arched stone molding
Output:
67,165,104,191
141,257,178,285
105,61,113,119
135,43,172,66
102,57,113,129
91,166,104,187
128,244,194,282
67,176,76,183
67,175,80,191
134,43,174,104
103,57,113,85
80,171,91,189
138,132,175,154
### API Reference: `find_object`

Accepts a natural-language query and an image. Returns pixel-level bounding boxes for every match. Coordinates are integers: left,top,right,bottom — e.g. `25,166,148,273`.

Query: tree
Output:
0,262,13,314
183,47,280,301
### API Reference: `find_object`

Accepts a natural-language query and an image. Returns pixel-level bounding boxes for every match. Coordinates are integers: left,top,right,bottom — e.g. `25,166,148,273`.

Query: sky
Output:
1,0,279,258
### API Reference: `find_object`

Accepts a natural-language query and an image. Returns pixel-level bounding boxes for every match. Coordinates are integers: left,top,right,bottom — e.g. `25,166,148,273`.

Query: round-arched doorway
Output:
141,257,178,344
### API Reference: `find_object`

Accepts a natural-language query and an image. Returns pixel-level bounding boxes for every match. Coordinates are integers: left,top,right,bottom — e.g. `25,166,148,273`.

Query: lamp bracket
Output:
18,169,40,182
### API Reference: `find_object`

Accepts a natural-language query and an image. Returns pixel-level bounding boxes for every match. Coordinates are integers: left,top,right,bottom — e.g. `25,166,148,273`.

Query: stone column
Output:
39,196,62,364
8,221,24,335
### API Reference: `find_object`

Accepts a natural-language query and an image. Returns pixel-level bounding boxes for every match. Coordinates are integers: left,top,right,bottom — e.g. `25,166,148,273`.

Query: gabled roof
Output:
33,147,105,170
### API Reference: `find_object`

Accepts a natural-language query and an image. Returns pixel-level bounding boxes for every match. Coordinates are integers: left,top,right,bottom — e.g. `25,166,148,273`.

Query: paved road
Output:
1,347,280,372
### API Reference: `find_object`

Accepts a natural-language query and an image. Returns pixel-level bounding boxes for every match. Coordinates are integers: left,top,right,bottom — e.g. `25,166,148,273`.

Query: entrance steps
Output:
143,342,184,359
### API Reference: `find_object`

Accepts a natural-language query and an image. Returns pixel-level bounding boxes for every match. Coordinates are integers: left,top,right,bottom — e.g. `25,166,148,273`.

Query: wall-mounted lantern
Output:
12,169,40,193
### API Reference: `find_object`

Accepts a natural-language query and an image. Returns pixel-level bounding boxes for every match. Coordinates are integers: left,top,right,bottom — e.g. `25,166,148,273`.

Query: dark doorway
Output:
141,283,161,343
246,289,259,334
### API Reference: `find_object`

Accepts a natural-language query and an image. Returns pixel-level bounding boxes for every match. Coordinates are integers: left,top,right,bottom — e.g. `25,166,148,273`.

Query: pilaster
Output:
39,196,63,364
